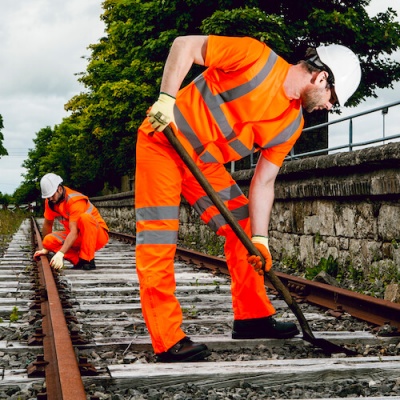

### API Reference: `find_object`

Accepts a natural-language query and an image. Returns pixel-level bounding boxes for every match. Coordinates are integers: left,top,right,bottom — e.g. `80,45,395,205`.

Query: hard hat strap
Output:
306,55,335,86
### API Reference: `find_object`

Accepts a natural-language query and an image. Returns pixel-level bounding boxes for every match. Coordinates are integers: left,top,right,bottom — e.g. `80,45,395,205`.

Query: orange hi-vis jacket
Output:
43,186,109,265
44,186,108,231
173,35,304,168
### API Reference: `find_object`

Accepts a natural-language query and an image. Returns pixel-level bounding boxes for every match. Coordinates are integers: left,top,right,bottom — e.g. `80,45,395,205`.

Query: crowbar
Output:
163,125,357,356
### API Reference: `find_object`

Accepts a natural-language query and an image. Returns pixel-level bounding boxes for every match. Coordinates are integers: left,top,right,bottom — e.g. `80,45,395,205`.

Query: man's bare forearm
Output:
160,36,208,96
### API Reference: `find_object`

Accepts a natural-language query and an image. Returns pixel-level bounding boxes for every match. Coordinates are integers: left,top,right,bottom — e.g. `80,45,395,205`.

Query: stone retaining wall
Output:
92,142,400,271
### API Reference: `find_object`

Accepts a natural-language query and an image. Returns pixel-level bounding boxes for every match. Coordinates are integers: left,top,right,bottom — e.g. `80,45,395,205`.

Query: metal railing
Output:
230,99,400,171
287,99,400,160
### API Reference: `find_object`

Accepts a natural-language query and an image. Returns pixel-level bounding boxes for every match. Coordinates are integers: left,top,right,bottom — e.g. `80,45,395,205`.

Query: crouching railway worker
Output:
34,173,109,271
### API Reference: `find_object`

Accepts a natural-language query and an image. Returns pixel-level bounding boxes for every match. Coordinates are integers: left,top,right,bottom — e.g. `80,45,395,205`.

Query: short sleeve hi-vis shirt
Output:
174,35,304,167
44,186,108,232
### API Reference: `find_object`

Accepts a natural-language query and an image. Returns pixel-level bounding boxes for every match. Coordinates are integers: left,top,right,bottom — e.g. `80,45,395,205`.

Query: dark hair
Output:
305,47,318,58
297,48,320,73
299,59,319,74
304,47,335,86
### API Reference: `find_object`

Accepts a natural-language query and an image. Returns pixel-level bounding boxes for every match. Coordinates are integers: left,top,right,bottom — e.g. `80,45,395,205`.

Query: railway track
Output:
0,218,399,399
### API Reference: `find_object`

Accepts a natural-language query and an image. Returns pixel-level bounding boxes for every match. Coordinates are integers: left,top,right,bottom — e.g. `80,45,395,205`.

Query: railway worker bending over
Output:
34,173,109,271
137,35,362,363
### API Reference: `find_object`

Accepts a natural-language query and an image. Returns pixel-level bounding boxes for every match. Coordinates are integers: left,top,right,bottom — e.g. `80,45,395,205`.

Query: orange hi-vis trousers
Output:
42,213,109,266
135,130,276,354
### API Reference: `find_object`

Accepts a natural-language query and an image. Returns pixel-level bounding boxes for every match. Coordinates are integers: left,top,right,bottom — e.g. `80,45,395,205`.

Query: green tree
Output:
72,0,400,180
20,0,400,199
0,115,8,158
22,126,55,189
21,120,105,197
13,182,38,206
19,126,63,203
0,192,12,208
59,115,105,194
199,2,400,153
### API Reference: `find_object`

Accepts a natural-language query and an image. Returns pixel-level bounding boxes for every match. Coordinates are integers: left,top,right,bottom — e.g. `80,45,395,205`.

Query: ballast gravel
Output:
1,225,400,399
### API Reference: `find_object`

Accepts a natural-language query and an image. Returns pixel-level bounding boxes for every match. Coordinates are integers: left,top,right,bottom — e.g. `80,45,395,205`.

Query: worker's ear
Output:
314,70,328,88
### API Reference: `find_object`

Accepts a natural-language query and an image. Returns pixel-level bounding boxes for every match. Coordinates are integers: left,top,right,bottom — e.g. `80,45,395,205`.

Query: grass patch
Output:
305,255,339,280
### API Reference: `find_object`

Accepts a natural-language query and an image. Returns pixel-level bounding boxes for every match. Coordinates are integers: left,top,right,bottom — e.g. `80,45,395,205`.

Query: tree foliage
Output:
16,0,400,203
0,115,8,159
0,192,13,207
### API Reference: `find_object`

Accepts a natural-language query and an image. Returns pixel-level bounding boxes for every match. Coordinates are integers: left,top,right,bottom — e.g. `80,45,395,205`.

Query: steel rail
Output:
31,217,87,400
109,231,400,331
278,275,400,331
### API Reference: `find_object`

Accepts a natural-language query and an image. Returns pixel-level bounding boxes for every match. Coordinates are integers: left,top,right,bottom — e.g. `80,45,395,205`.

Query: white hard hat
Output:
40,173,63,198
316,44,361,106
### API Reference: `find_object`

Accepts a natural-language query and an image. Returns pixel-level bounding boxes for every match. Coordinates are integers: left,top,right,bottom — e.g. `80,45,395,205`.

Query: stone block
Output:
384,283,400,303
378,204,400,241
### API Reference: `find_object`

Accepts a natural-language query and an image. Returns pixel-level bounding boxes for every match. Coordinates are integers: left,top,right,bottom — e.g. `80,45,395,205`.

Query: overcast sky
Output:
0,0,399,195
0,0,105,195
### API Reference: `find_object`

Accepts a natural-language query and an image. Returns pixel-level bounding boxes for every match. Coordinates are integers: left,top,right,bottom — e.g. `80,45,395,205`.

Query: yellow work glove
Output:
50,251,65,270
33,248,49,261
247,235,272,275
147,92,176,132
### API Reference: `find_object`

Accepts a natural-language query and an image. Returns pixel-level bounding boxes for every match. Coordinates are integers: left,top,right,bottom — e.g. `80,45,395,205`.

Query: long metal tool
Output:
163,125,357,355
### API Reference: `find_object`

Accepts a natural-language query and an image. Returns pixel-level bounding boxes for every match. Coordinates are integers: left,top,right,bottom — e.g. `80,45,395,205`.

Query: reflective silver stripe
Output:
221,51,279,100
65,201,92,218
49,232,65,243
207,214,225,232
198,107,303,162
55,216,67,225
192,184,247,232
85,202,94,214
192,76,235,142
262,109,303,149
194,50,278,141
66,192,84,200
207,204,249,232
192,184,243,216
192,195,210,216
231,204,249,221
225,138,255,159
136,230,178,245
136,206,179,221
64,191,89,218
176,50,301,161
198,151,219,163
199,141,254,163
174,107,205,155
136,206,179,244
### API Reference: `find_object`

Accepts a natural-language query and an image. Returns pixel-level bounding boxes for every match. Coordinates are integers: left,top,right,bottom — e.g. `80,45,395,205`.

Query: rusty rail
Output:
30,217,87,399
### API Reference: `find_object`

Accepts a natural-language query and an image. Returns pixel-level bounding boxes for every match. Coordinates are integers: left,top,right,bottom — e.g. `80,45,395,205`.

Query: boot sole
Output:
157,348,211,363
232,328,300,340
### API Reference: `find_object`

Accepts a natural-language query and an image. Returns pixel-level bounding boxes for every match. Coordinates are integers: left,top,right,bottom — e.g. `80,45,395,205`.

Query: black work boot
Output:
156,337,211,363
232,316,299,339
74,258,96,270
